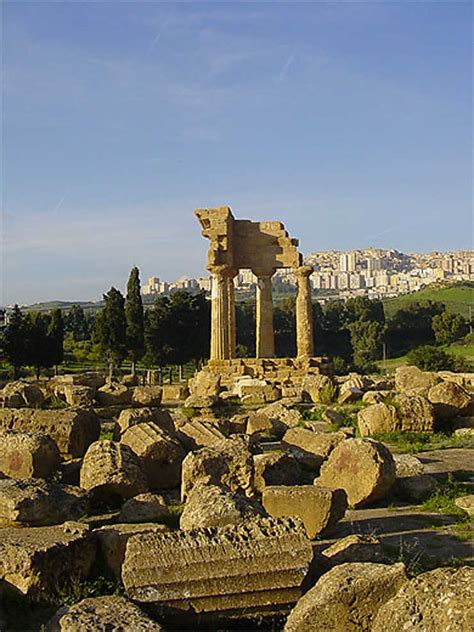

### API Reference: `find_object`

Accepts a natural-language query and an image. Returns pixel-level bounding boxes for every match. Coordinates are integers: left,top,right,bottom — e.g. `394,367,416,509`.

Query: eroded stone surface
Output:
132,386,163,408
395,366,438,396
283,427,345,469
253,452,302,493
0,429,61,479
428,381,472,419
118,493,168,523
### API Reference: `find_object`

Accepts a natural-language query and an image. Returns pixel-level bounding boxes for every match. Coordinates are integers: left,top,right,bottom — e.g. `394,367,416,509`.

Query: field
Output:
383,283,474,319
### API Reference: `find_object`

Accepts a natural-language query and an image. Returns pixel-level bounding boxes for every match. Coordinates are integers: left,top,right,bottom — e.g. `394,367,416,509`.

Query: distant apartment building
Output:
339,252,356,272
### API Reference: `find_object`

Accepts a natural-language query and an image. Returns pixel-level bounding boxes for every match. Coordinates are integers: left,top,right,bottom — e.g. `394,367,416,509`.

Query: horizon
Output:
3,2,472,305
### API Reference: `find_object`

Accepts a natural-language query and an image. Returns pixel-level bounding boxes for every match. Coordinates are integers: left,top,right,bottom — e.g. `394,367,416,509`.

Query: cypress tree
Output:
95,287,127,381
125,266,144,376
25,312,51,379
48,308,64,371
2,305,27,379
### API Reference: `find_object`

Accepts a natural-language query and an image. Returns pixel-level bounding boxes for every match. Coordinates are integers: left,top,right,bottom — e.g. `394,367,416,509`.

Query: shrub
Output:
407,345,455,371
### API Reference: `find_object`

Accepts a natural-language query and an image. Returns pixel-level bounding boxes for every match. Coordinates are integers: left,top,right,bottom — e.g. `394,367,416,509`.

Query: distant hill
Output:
26,300,103,314
383,283,474,319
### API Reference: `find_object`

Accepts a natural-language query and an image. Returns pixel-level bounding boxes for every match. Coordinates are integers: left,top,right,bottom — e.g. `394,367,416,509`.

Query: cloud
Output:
276,52,295,83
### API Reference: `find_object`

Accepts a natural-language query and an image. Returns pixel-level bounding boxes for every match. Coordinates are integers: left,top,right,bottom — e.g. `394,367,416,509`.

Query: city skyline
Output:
3,2,472,304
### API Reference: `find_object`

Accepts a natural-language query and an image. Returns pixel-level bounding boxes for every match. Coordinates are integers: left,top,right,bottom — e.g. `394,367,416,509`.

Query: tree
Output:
348,319,385,371
407,345,455,372
24,312,53,379
48,308,64,370
2,305,28,378
386,301,445,356
125,266,145,375
143,296,172,368
236,302,256,357
432,312,467,345
274,297,296,357
65,304,93,341
94,287,127,380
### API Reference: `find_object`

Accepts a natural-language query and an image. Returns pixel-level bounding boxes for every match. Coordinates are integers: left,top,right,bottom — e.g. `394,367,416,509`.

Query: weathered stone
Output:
321,535,387,565
121,422,185,490
0,429,61,479
0,478,88,526
455,495,474,518
393,394,436,432
302,374,336,404
316,439,396,507
1,380,44,408
362,390,390,405
46,595,164,632
62,385,95,407
262,485,347,539
122,374,139,386
60,458,82,486
253,452,302,493
393,453,424,478
118,493,168,523
282,427,345,469
122,517,313,618
0,525,95,600
395,365,439,396
428,381,472,419
454,426,474,436
0,407,100,458
228,413,249,434
285,562,407,632
395,474,438,502
97,382,132,406
80,440,147,501
132,386,163,408
240,384,281,403
340,373,372,393
181,436,254,500
184,393,217,408
246,411,281,438
358,403,399,436
189,372,221,398
372,566,474,632
116,407,175,438
177,419,227,450
338,387,363,404
94,523,170,578
258,402,303,429
180,484,262,530
161,384,189,401
321,409,345,426
50,372,105,390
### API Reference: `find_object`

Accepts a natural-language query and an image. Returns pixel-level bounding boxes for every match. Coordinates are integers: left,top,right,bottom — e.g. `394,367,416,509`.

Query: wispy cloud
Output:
276,52,295,83
146,12,172,57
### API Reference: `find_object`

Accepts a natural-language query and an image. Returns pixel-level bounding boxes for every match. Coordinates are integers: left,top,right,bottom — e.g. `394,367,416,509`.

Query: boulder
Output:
177,419,227,450
372,566,474,632
284,562,407,632
189,371,221,398
239,384,281,404
393,394,436,432
80,440,147,501
362,390,390,405
116,407,175,438
1,380,44,408
302,374,337,404
0,429,61,479
161,384,189,401
428,381,472,419
181,436,254,500
321,535,387,565
262,485,347,539
253,452,302,493
455,495,474,518
393,453,424,478
97,382,132,406
316,439,396,507
357,403,399,436
46,595,163,631
254,402,303,431
121,422,185,490
0,478,88,526
50,373,105,389
282,427,345,469
338,387,363,404
180,484,262,530
131,386,163,408
95,523,169,578
0,408,100,458
62,385,95,407
0,524,95,600
321,409,345,426
227,413,249,434
340,374,372,393
118,493,169,523
395,366,438,396
122,517,313,618
184,394,217,408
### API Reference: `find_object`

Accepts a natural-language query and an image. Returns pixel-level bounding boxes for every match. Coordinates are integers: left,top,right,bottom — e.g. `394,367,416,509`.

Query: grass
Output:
421,474,471,519
383,283,474,319
373,431,474,454
376,340,474,372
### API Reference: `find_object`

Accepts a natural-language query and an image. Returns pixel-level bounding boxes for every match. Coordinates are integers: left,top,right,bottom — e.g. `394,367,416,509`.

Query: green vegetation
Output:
421,475,471,519
384,283,474,319
373,431,474,454
125,266,145,376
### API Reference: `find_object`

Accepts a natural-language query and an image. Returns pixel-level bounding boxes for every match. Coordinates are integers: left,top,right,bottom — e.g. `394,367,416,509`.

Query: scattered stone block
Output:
282,427,345,469
316,439,396,508
177,419,227,450
118,493,168,523
180,484,262,530
362,391,390,405
358,403,399,436
97,382,132,406
122,517,313,619
395,365,438,396
0,479,88,526
184,394,217,408
0,408,100,458
62,385,95,407
240,384,281,403
428,381,472,419
0,380,44,408
253,452,302,493
189,371,221,398
121,374,139,387
338,387,363,404
121,422,185,490
284,562,407,632
0,524,95,600
393,394,436,432
321,409,345,426
228,413,249,434
262,485,347,539
116,407,175,439
132,386,163,408
80,440,147,501
161,384,189,401
321,535,387,565
46,595,164,631
302,374,336,404
455,495,474,518
0,429,61,479
372,566,473,632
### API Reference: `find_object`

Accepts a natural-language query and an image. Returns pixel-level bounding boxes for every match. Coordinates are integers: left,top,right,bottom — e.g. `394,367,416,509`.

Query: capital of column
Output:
295,265,313,279
252,267,276,280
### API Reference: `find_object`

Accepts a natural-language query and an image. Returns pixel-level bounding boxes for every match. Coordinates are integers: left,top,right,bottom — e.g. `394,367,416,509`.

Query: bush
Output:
407,345,455,371
319,381,339,404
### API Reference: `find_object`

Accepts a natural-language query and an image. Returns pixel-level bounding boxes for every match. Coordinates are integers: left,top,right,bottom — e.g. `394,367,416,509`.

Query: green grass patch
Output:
421,474,471,519
383,283,474,319
373,431,474,454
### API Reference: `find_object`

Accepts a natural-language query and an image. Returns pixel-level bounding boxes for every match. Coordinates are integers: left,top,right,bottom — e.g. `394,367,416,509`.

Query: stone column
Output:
255,270,275,358
210,268,230,360
226,270,237,359
295,265,314,358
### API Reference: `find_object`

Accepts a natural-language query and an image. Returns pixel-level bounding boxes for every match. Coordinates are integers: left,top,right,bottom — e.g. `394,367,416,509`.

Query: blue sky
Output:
2,1,472,304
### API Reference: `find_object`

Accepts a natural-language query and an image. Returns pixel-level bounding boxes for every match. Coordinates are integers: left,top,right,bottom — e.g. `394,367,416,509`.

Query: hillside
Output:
384,283,473,319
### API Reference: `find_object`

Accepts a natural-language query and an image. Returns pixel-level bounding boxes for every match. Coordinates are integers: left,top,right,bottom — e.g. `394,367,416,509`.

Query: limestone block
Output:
46,595,164,632
395,365,439,396
121,374,139,387
161,384,189,401
282,427,345,469
253,452,302,493
372,566,474,632
0,429,61,479
262,485,347,539
258,402,303,428
0,479,88,527
131,386,163,408
0,408,100,458
393,394,435,432
316,439,396,508
455,495,474,518
80,440,148,501
338,387,363,404
184,394,217,408
362,390,391,405
321,535,387,565
63,385,95,407
97,382,132,406
122,517,313,618
0,380,44,408
118,493,168,524
427,381,472,419
116,407,175,439
177,419,227,450
357,403,399,436
284,562,407,632
121,422,185,490
0,525,95,601
301,374,336,404
189,372,221,398
393,454,424,478
240,384,281,403
50,373,105,389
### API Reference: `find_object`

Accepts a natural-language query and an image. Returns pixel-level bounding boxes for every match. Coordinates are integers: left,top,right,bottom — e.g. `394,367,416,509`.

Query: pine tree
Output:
2,305,27,378
48,308,64,371
125,266,144,376
95,287,127,381
25,312,52,379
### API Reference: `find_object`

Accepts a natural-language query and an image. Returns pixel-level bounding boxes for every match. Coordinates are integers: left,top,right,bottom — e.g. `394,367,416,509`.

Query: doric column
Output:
210,268,230,360
255,269,275,358
226,270,238,359
295,265,314,358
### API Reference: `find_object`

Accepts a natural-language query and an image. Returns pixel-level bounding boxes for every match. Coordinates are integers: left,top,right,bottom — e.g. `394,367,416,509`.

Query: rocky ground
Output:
0,366,472,631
